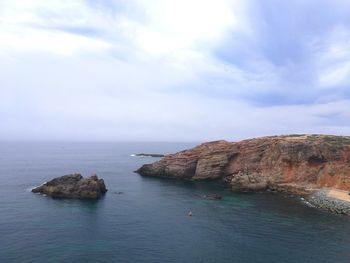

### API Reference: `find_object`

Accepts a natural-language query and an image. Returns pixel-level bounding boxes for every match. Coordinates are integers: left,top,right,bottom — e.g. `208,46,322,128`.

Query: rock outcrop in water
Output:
137,134,350,195
135,153,165,157
32,174,107,199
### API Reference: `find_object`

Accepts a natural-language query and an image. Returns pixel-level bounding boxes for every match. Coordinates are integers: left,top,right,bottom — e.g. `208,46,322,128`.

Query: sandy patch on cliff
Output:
327,189,350,203
283,135,309,141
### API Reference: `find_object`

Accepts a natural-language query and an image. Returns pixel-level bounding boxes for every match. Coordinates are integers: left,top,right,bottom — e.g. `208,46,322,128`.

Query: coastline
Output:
265,184,350,215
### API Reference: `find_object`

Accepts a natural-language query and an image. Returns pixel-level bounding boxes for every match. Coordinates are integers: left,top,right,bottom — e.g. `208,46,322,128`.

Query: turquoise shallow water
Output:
0,142,349,263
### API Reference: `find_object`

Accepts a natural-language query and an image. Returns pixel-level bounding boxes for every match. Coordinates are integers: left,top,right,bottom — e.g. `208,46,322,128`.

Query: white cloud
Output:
126,0,240,55
0,0,114,56
0,28,111,56
0,0,249,78
319,61,350,88
315,26,350,88
0,0,246,57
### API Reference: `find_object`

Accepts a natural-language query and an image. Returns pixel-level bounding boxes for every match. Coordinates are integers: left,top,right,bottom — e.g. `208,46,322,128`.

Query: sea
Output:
0,142,349,263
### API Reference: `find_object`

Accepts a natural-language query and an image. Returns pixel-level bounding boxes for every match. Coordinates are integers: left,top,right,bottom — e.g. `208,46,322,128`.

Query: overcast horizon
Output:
1,0,350,142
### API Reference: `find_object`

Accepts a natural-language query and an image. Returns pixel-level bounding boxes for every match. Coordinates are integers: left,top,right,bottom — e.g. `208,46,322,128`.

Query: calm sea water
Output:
0,142,349,263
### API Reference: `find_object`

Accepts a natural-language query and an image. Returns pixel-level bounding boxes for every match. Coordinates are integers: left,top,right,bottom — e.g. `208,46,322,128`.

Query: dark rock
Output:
135,153,165,157
204,194,222,200
32,173,107,199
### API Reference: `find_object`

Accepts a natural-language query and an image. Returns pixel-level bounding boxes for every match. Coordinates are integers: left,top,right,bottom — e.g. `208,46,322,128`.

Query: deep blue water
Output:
0,142,349,263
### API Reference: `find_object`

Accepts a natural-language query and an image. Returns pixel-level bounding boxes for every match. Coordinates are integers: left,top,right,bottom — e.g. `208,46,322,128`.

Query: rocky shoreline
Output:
136,134,350,215
307,190,350,215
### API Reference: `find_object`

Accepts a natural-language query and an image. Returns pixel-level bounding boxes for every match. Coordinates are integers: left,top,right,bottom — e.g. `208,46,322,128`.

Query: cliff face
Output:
137,135,350,193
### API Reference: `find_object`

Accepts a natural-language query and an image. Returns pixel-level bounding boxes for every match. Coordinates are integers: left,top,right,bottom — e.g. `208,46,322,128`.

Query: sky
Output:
1,0,350,142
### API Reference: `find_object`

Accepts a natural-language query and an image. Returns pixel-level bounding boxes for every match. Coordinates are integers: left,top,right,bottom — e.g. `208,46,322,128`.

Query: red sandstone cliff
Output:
137,135,350,193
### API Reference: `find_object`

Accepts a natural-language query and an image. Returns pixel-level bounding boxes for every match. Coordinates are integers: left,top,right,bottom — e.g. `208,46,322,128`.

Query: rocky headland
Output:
136,135,350,215
32,173,107,199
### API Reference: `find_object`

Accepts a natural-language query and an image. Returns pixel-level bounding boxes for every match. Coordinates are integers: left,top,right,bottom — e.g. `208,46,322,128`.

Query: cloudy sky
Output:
1,0,350,141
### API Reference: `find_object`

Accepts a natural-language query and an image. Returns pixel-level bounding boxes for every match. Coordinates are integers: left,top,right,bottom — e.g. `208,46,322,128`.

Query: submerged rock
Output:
32,173,107,199
204,194,222,200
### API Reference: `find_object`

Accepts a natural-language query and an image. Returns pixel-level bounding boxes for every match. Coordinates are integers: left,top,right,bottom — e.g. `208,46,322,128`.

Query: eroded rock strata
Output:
32,173,107,199
137,135,350,214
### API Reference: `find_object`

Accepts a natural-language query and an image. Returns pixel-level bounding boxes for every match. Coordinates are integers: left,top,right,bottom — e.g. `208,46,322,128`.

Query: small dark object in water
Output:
113,192,123,195
135,153,165,158
204,194,222,200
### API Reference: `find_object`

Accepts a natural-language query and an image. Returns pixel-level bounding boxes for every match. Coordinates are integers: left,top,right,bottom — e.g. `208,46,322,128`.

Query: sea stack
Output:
32,173,107,199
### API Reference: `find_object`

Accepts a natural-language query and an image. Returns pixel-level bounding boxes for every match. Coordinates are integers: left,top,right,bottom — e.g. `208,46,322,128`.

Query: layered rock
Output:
32,173,107,199
136,135,350,193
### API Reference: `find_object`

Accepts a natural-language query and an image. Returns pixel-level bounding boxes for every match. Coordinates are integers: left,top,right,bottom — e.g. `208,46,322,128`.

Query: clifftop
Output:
137,135,350,192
